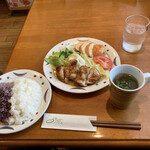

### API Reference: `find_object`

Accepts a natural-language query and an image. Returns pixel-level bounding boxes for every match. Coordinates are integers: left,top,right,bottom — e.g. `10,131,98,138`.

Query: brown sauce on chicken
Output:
55,60,101,87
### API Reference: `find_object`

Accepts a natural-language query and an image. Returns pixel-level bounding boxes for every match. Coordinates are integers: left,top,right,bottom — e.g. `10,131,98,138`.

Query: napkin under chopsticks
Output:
91,120,141,130
41,113,97,132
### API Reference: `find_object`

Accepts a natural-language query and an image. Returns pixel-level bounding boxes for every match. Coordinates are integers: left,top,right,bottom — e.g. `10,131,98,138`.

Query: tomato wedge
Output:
93,56,113,70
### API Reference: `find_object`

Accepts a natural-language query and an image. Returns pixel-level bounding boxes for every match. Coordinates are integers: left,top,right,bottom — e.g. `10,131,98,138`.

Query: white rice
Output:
8,77,42,125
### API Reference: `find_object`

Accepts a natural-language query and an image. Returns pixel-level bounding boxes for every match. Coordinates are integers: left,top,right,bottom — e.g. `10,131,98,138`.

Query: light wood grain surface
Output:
0,0,27,72
1,0,150,148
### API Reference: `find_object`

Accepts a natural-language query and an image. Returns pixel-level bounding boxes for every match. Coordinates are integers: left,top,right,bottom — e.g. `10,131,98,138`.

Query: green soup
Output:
114,73,139,90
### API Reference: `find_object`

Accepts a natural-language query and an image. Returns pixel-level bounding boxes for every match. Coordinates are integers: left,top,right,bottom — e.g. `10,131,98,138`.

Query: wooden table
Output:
1,0,150,148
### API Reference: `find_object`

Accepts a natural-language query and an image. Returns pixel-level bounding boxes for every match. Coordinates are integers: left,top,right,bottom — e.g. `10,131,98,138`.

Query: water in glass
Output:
123,23,147,53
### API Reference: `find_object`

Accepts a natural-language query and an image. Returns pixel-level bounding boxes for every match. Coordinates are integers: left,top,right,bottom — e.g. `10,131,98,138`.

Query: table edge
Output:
1,139,150,147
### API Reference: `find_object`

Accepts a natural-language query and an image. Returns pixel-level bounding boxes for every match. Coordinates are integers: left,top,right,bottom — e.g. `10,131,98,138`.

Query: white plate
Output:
43,37,121,93
0,69,52,134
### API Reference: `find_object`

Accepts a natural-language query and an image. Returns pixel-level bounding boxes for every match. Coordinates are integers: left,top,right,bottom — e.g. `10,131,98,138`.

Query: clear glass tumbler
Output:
122,15,150,53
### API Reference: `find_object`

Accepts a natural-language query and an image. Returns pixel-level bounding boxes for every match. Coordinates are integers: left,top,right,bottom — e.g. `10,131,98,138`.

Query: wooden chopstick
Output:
91,120,141,130
91,120,141,126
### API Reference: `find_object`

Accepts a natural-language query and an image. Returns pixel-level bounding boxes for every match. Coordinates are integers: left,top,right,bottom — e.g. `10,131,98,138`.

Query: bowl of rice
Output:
0,69,52,134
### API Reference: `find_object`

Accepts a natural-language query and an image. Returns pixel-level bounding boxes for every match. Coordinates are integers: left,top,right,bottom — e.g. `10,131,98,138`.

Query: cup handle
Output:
144,73,150,86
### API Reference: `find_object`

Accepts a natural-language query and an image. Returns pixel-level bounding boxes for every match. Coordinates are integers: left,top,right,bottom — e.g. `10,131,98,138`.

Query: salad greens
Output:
45,47,109,78
81,53,109,77
44,48,73,67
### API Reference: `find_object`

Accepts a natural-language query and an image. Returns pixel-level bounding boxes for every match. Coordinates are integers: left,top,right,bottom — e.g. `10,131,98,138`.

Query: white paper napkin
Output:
41,113,97,132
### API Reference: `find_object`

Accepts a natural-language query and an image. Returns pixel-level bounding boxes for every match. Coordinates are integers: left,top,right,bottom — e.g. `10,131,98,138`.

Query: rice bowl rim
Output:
0,69,52,134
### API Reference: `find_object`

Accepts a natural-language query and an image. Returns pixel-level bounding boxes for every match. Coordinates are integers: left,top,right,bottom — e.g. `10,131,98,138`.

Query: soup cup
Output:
109,64,150,109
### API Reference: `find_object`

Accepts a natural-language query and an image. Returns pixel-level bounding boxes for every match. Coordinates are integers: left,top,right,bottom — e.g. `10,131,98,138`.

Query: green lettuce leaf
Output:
44,48,73,67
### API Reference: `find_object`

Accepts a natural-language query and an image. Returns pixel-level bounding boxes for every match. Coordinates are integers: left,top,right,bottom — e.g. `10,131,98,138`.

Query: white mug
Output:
109,64,150,109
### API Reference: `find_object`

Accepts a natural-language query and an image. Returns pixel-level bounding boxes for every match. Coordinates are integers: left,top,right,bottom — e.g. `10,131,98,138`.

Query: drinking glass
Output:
122,15,150,53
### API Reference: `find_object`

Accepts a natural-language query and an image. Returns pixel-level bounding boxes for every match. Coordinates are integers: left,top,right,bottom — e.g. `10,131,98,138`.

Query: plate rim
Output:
0,69,52,134
43,37,121,94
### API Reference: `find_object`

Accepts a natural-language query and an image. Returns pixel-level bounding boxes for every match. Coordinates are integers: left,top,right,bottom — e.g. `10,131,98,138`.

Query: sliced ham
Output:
80,41,91,55
75,41,84,51
88,42,94,57
75,41,105,57
92,44,105,56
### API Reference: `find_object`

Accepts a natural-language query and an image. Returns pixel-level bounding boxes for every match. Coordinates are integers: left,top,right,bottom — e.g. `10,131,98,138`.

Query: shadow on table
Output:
106,94,148,122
